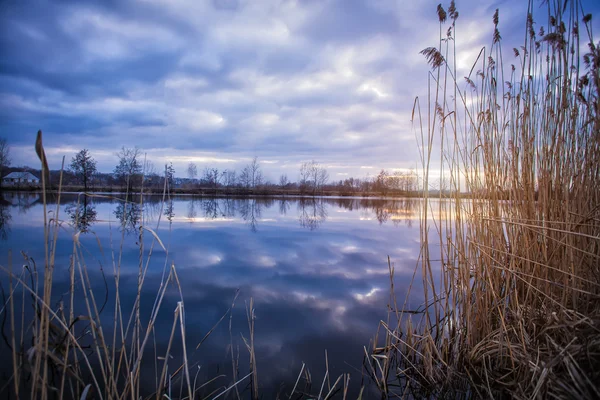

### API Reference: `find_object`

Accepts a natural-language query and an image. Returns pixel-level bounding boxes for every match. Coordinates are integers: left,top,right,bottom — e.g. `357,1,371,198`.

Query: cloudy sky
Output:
1,0,599,182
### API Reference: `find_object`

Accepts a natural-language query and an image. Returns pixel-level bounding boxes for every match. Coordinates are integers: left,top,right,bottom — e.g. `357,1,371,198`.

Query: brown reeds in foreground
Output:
370,0,600,398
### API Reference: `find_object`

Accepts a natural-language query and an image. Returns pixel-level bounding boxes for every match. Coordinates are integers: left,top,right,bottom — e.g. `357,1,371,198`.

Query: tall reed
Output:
371,0,600,398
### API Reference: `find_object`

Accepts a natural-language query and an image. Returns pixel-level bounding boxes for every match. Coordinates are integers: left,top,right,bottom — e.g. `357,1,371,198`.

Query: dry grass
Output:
370,1,600,398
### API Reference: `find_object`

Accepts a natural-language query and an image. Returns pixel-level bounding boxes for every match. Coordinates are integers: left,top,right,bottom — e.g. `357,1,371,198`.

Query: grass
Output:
369,0,600,398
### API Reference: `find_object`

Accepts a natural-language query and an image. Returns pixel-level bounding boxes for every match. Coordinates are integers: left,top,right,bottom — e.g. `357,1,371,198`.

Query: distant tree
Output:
299,160,329,195
187,162,198,183
241,157,263,188
375,169,389,195
114,146,142,191
299,162,311,192
240,167,251,188
248,156,263,187
0,137,10,188
203,167,219,188
222,169,237,188
143,160,161,189
315,165,329,194
165,162,176,189
279,174,289,188
70,149,97,192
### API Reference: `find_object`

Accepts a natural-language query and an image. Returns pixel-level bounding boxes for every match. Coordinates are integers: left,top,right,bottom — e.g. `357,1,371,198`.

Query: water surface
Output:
0,192,425,398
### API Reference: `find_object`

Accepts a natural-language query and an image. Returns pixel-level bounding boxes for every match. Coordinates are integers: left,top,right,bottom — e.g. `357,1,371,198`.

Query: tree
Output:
241,157,263,188
248,156,263,187
165,162,176,189
299,162,311,192
70,149,97,192
0,137,10,189
114,146,142,191
299,160,328,195
222,169,237,188
279,174,289,188
187,162,198,184
315,165,329,193
143,160,161,189
240,167,251,188
203,167,219,188
374,169,389,195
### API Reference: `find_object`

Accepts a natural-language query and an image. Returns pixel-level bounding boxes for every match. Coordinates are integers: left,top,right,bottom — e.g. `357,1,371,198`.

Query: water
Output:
0,192,424,398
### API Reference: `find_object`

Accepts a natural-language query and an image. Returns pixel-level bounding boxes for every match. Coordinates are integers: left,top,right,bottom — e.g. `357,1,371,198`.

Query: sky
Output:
1,0,599,182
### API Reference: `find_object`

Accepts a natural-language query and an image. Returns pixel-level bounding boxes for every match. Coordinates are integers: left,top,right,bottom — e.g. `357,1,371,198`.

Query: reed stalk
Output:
372,1,600,398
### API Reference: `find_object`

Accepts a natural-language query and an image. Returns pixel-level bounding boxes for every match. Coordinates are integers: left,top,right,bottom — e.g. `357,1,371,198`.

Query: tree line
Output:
0,139,419,195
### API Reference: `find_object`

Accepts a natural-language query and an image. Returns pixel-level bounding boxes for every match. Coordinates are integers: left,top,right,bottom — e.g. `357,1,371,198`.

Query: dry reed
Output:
370,0,600,398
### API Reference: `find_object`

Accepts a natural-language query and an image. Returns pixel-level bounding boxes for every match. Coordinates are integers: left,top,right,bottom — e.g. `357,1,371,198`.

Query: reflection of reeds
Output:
372,1,600,398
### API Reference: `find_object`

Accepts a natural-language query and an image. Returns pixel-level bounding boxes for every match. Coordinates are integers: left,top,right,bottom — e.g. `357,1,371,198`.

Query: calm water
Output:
0,192,426,398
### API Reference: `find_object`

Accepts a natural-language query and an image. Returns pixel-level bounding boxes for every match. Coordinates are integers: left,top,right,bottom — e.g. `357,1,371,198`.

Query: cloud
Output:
1,0,599,179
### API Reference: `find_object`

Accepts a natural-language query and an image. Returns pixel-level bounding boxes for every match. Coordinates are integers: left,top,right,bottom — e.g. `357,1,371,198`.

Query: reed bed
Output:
370,0,600,398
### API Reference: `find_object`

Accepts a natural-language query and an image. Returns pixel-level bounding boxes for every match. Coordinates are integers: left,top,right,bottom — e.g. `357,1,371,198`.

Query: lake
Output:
0,192,427,398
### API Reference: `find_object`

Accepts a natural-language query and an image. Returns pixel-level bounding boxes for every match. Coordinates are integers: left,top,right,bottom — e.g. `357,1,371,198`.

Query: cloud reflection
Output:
0,195,425,397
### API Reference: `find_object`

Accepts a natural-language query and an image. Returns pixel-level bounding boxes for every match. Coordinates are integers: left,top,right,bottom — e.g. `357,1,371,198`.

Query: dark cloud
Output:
1,0,599,178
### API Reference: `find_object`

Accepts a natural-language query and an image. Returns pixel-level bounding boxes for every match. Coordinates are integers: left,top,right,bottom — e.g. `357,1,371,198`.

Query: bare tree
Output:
240,167,251,188
203,167,219,188
187,162,198,185
143,160,162,189
316,166,329,193
374,169,389,195
279,174,289,188
299,162,311,191
70,149,97,192
165,162,176,190
300,160,329,195
0,137,10,188
248,156,262,187
222,169,237,188
241,157,263,188
114,146,142,191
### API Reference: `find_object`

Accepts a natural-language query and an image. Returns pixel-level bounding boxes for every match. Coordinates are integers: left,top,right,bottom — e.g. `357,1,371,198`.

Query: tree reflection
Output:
164,199,175,223
239,199,263,232
187,199,197,222
361,199,418,226
202,198,221,220
65,197,98,233
146,196,416,232
298,198,328,231
278,198,290,215
222,198,236,218
0,201,11,240
114,201,141,234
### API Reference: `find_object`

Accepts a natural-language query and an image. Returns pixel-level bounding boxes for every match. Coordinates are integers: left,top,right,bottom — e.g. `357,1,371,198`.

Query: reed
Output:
370,0,600,398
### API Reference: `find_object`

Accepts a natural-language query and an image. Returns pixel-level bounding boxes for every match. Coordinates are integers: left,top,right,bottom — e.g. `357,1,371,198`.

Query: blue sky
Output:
1,0,599,181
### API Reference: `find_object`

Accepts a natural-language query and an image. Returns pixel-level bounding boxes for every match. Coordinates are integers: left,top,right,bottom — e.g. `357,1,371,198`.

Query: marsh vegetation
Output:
1,0,599,399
